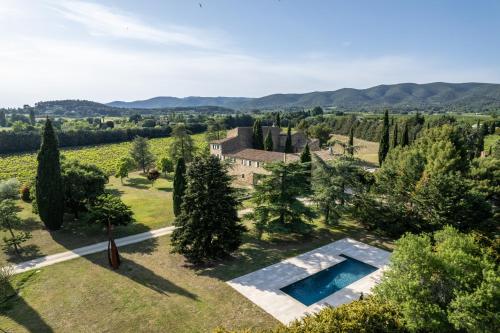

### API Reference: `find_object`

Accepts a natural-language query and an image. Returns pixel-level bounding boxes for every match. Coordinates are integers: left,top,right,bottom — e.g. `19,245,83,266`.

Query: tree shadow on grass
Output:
155,186,173,192
123,177,151,190
1,272,54,333
5,244,45,264
83,238,197,300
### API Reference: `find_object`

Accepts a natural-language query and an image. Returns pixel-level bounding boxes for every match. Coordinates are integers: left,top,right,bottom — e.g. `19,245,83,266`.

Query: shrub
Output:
20,185,31,202
214,297,406,333
0,178,20,200
0,265,13,301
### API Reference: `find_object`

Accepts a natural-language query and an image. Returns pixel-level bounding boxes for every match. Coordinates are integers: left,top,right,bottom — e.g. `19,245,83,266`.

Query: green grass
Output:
330,134,380,166
484,134,499,153
0,172,174,266
0,218,393,333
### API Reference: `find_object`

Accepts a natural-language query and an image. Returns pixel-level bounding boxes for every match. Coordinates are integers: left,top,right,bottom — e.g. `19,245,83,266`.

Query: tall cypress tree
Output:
348,127,354,155
275,113,281,127
0,110,6,127
378,110,390,166
264,131,274,151
171,156,246,263
300,143,311,163
401,122,409,147
391,122,399,148
36,119,64,230
173,158,186,217
29,109,36,125
252,119,264,149
285,124,293,153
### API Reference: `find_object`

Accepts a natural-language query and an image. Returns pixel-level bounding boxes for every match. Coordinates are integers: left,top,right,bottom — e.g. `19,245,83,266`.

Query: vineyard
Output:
0,134,206,183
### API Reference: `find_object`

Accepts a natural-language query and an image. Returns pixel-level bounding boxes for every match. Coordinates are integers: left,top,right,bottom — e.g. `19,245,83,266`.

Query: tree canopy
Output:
171,156,245,263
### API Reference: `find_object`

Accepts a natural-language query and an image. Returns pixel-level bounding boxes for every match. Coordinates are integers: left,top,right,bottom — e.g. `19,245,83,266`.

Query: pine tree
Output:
264,131,274,151
391,123,399,148
252,119,264,149
401,122,409,147
130,136,155,173
29,109,36,125
248,162,315,236
169,123,195,162
285,124,293,153
0,110,7,127
378,110,390,165
173,158,186,217
171,156,246,263
275,113,281,127
300,143,311,163
348,127,354,155
36,118,64,230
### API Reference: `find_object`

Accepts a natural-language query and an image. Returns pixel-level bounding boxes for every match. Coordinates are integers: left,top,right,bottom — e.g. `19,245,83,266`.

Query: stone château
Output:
210,126,323,184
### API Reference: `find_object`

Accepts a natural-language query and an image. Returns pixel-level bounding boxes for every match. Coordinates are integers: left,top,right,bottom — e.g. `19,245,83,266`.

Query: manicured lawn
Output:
0,172,174,265
0,218,393,332
484,134,499,153
330,134,379,166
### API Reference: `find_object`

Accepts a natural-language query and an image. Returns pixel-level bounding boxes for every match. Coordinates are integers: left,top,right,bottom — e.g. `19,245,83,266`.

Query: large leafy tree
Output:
169,123,195,162
375,226,499,333
87,194,134,269
313,155,367,225
115,157,135,184
367,124,492,235
171,156,245,263
130,136,155,173
378,110,390,165
308,123,331,147
248,162,315,236
36,118,64,230
0,200,32,257
173,157,186,216
62,160,108,218
252,119,264,149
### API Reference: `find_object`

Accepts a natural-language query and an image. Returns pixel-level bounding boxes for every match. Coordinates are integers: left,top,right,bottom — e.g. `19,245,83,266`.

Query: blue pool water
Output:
280,254,377,306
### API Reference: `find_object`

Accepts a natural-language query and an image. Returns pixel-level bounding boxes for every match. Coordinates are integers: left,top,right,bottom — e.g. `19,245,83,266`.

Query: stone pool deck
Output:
227,238,391,324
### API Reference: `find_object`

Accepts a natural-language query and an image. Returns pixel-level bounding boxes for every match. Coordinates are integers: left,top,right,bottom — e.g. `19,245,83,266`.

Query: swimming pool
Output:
280,254,378,306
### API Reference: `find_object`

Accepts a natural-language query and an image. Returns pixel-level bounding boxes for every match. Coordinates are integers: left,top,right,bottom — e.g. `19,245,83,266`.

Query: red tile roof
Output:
226,149,300,163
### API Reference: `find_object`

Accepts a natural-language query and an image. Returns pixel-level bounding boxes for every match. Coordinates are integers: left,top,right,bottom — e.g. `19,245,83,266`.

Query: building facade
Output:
210,126,322,185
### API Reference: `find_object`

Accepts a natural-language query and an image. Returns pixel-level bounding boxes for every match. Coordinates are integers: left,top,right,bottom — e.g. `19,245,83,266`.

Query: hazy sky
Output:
1,0,499,107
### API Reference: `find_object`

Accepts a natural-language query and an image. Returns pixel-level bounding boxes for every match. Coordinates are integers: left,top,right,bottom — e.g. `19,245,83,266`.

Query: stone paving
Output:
227,238,391,324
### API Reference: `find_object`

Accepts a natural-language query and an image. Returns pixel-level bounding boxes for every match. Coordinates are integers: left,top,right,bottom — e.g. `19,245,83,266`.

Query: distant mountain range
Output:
108,82,500,110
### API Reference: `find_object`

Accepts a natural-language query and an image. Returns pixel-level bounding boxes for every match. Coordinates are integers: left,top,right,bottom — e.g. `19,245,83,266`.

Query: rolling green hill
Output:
107,82,500,111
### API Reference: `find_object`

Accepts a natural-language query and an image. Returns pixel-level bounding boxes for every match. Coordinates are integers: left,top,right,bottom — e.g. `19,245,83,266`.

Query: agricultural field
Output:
0,133,207,184
330,134,380,166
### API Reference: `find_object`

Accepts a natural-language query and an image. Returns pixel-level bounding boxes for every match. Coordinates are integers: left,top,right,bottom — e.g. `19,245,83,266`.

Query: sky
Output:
1,0,500,107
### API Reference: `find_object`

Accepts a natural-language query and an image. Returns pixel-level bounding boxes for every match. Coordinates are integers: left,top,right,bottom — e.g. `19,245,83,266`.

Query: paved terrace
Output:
227,238,391,324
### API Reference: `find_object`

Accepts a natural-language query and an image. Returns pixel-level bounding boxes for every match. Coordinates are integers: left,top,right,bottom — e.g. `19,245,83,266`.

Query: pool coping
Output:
226,238,391,324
